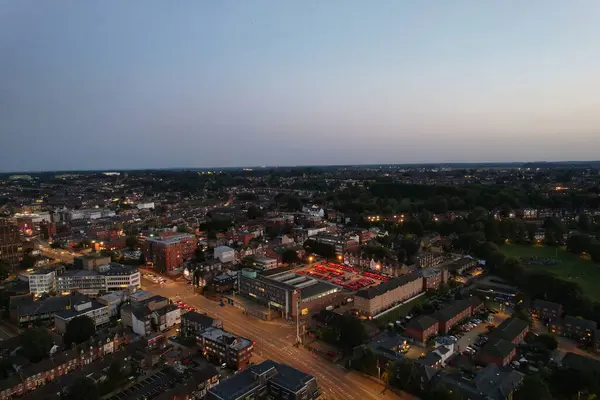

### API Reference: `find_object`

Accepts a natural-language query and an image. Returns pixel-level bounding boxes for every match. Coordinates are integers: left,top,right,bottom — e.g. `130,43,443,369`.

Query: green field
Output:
501,244,600,302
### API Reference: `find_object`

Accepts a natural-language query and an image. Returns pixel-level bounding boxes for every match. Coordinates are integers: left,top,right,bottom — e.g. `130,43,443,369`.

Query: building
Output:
28,268,56,296
207,360,320,400
198,327,254,371
360,332,411,363
0,331,131,399
444,257,478,276
531,299,563,321
248,255,278,270
238,268,342,320
181,311,223,336
433,299,477,334
421,267,448,291
353,272,423,317
214,246,235,263
145,233,197,271
406,315,439,345
74,254,112,270
0,218,21,267
476,317,528,366
550,315,598,341
431,364,524,400
55,263,140,296
97,290,128,317
492,317,529,344
212,272,237,293
54,299,110,333
417,252,446,269
152,304,181,331
10,293,89,325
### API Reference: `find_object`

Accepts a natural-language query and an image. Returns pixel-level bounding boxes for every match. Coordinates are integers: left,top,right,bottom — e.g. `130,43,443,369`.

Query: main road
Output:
141,276,412,400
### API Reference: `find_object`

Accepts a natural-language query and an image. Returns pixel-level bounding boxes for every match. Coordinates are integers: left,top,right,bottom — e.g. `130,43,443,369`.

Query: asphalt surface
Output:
141,275,412,400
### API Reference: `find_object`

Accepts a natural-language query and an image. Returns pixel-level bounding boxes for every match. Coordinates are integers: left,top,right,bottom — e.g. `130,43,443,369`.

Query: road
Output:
0,321,20,341
141,276,412,400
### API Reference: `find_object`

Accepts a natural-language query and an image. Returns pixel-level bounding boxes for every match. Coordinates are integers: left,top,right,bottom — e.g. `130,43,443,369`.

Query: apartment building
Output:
354,272,423,317
406,316,440,345
0,218,21,267
198,327,254,371
145,234,197,271
531,299,563,321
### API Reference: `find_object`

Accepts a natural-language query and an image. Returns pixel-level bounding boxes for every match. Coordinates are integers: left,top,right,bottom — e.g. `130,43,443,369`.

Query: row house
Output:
0,332,130,399
531,299,563,321
433,297,483,334
477,317,529,366
406,316,439,345
550,315,598,342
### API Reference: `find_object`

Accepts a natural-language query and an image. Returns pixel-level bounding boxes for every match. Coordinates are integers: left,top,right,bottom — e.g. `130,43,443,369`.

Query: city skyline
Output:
2,1,600,172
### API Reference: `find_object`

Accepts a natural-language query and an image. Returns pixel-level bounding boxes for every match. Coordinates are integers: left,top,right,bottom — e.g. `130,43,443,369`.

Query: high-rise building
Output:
0,218,21,267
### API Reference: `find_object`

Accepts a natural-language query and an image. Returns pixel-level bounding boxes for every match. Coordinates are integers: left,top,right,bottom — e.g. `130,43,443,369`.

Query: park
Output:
501,244,600,302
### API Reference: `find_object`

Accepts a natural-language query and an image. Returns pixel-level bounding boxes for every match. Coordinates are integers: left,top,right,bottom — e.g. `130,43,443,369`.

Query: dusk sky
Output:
1,1,600,172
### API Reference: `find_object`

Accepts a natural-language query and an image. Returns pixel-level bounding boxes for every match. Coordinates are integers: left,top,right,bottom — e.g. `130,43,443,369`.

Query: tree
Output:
20,327,53,362
125,236,138,250
338,314,366,351
195,247,206,263
426,388,460,400
0,260,9,280
535,334,558,351
20,253,37,270
66,377,99,400
281,249,299,264
353,347,377,376
567,233,591,254
64,316,95,346
515,374,553,400
246,205,263,220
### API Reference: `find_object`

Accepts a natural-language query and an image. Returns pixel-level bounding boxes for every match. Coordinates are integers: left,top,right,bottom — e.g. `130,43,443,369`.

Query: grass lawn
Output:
376,294,429,325
500,244,600,302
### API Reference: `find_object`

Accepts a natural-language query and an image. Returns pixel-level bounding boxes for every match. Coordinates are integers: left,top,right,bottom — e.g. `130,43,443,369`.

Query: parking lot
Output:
296,262,389,291
454,311,509,354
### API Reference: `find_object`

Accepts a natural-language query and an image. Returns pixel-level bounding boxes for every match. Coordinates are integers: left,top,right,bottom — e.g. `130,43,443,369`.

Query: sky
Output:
1,1,600,172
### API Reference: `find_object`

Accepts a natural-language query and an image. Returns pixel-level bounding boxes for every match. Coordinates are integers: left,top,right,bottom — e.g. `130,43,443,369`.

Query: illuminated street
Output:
142,276,412,400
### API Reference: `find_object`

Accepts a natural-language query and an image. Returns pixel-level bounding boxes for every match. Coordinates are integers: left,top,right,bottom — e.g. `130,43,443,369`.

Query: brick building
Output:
145,233,197,271
550,315,597,342
433,298,482,334
406,315,439,345
354,272,423,317
531,299,563,321
197,327,254,371
477,317,528,366
421,268,448,291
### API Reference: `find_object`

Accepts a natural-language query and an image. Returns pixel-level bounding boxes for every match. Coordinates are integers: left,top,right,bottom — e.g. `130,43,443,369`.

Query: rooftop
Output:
146,233,195,245
491,317,529,342
355,272,422,300
182,311,218,326
200,327,252,351
479,337,516,359
564,315,598,331
406,315,438,331
208,360,316,400
433,299,472,323
54,300,106,320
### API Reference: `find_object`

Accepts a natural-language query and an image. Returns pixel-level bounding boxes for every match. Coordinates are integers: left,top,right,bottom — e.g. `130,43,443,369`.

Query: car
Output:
170,335,178,340
220,302,225,307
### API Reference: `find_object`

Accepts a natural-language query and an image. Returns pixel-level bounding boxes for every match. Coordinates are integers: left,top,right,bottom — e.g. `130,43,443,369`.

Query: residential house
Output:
531,299,563,321
550,315,598,342
405,316,439,345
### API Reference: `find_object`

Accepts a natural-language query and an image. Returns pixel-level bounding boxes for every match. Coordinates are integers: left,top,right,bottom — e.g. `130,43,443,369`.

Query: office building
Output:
56,263,140,296
28,268,56,296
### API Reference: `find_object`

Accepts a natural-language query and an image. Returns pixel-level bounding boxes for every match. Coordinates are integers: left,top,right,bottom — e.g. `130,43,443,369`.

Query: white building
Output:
152,304,181,331
28,269,56,296
56,263,140,296
136,202,155,210
54,300,110,334
250,255,278,270
214,246,235,263
68,208,115,221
